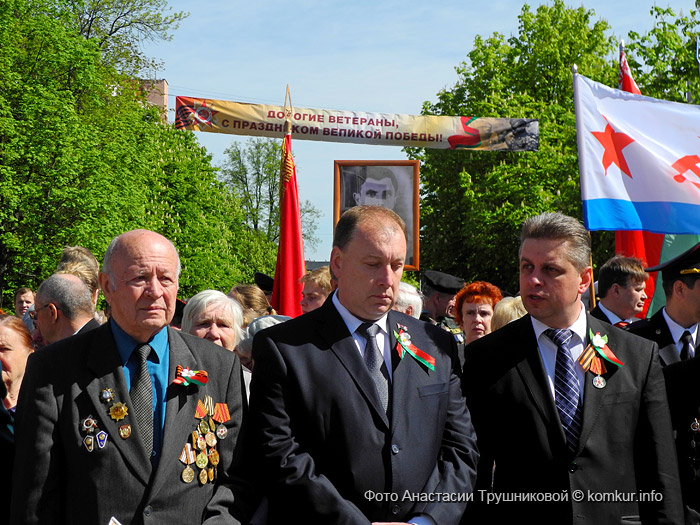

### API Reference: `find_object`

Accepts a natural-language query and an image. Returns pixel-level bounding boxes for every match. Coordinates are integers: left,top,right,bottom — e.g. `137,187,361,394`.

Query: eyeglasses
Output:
28,303,52,320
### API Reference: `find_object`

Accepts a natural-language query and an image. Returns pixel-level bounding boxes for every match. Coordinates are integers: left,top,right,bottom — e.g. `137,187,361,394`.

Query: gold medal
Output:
198,419,210,435
119,424,131,439
182,465,195,483
205,432,217,448
199,468,208,485
108,402,128,421
195,451,208,469
208,448,220,466
208,466,214,482
197,435,207,451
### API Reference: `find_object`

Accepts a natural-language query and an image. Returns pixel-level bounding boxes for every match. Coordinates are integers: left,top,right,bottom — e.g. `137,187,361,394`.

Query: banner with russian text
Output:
574,74,700,234
175,96,538,151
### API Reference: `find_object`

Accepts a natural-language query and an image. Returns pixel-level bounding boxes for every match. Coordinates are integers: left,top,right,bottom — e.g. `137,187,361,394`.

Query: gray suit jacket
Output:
249,298,478,524
10,323,248,525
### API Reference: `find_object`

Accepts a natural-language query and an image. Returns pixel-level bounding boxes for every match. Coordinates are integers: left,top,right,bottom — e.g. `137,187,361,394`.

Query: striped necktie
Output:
545,329,582,454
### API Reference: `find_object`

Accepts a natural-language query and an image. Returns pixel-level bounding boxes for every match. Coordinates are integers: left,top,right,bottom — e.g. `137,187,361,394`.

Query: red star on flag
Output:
591,116,635,178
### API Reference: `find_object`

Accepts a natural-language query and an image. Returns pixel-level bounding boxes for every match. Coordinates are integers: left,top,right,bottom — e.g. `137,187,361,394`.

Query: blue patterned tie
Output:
545,329,582,453
357,323,389,413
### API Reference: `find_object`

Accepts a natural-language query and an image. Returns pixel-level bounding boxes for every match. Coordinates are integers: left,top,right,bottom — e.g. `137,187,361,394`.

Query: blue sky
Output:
141,0,696,263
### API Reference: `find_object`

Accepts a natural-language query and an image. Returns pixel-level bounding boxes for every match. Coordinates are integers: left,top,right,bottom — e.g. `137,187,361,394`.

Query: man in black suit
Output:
628,242,700,366
11,230,248,525
630,242,700,522
32,273,100,344
462,212,682,524
590,255,648,327
249,205,478,524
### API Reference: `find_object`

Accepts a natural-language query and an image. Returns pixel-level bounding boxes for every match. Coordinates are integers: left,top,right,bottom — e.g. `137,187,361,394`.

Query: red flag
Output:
614,41,663,318
271,128,306,317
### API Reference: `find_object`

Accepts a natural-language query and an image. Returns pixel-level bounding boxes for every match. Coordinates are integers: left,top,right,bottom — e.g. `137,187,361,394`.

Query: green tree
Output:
220,137,322,253
0,0,274,307
408,0,618,293
626,4,700,102
43,0,188,74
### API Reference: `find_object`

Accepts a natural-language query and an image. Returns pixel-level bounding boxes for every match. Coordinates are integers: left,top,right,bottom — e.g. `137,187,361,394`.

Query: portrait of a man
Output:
335,161,419,269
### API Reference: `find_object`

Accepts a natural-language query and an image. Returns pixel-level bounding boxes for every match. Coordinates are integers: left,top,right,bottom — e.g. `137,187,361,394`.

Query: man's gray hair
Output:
36,274,93,320
520,212,591,271
395,282,423,319
181,290,244,348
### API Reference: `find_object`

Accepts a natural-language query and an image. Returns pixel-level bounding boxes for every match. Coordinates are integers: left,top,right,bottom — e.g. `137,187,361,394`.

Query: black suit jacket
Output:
462,314,682,524
590,304,612,324
77,317,101,334
248,298,478,524
10,323,248,525
663,357,700,520
628,309,684,366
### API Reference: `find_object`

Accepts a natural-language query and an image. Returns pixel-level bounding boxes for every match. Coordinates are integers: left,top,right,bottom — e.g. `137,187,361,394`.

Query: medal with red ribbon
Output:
578,329,624,375
393,324,436,371
172,366,209,387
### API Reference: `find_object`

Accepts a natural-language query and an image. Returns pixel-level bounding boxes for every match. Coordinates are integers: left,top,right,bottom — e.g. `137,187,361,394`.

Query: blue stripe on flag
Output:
584,199,700,234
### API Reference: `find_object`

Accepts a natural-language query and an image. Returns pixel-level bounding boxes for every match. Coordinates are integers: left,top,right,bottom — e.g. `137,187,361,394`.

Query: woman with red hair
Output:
454,281,503,345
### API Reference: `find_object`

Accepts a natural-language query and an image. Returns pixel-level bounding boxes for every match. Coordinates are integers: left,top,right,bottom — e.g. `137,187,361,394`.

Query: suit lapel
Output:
149,328,199,498
84,324,152,485
513,318,563,441
576,315,622,455
650,312,681,365
318,301,390,429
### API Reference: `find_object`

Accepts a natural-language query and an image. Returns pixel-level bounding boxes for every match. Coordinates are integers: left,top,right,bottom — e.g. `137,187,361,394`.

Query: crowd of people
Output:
2,205,700,524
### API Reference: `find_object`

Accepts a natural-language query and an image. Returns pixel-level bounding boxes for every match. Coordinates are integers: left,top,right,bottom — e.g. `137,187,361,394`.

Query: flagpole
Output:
572,64,590,227
572,64,598,310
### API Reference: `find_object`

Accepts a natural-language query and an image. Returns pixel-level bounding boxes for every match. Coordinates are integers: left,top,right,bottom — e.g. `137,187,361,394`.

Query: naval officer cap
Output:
645,241,700,283
423,270,465,295
254,272,274,294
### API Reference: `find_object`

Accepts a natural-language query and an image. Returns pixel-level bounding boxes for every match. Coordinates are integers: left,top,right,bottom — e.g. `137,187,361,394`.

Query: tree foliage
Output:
626,4,700,103
220,137,322,253
0,0,275,309
409,0,653,293
43,0,188,74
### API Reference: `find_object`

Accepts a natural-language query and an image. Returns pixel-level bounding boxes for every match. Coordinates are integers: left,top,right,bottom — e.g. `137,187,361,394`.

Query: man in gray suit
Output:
11,230,248,524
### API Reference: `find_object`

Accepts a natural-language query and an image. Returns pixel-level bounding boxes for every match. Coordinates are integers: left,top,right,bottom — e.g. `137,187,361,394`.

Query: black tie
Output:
357,323,389,413
680,331,694,361
130,344,153,456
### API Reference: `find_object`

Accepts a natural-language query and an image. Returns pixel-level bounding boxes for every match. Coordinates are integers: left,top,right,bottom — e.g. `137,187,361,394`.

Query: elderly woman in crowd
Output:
393,282,423,319
0,314,34,411
182,290,245,354
454,281,503,345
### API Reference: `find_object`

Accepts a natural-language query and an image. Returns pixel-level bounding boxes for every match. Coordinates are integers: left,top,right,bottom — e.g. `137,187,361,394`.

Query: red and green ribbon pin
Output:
393,324,435,371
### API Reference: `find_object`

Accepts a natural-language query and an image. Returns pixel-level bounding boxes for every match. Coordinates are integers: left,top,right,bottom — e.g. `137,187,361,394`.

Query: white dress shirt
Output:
531,303,588,401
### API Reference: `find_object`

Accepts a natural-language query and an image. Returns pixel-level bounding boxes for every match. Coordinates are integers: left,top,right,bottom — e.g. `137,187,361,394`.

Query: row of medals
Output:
181,400,229,485
182,417,221,484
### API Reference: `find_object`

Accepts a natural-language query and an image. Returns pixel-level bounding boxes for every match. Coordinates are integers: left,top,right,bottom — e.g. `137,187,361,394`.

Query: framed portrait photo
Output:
333,160,420,271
